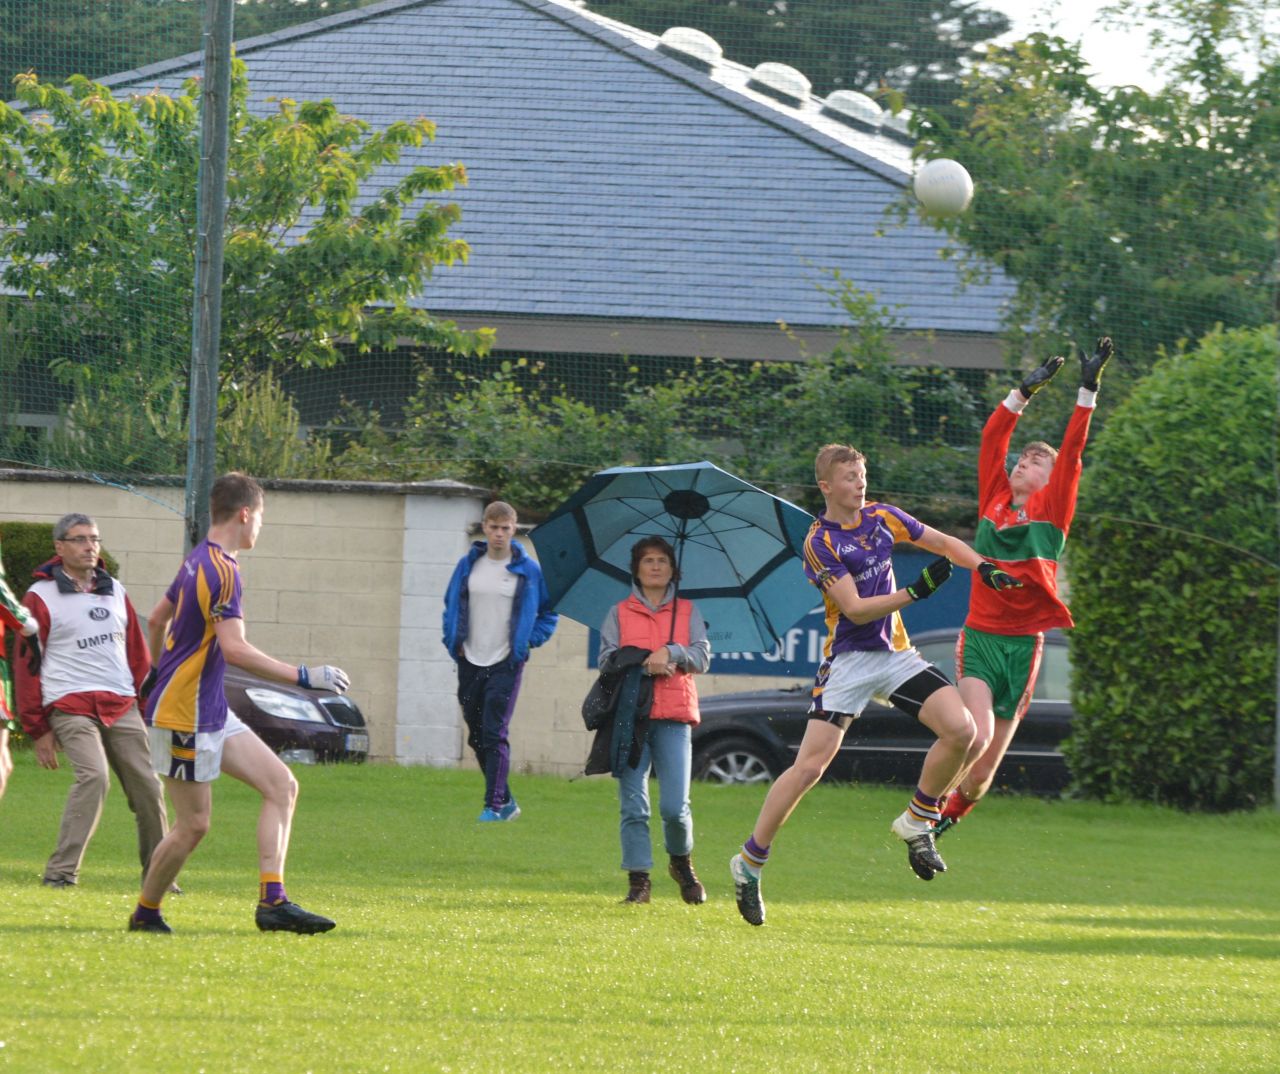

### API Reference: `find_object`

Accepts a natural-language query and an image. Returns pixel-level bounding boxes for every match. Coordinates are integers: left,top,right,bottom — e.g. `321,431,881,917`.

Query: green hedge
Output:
1064,325,1279,810
0,521,120,590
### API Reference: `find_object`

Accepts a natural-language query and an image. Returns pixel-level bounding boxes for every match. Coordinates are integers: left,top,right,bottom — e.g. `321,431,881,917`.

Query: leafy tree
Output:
911,9,1280,376
2,0,379,92
585,0,1009,112
1064,325,1278,810
0,61,490,475
325,279,983,523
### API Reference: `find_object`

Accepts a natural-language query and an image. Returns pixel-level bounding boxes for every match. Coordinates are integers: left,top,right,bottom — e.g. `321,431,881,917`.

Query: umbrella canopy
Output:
529,461,817,653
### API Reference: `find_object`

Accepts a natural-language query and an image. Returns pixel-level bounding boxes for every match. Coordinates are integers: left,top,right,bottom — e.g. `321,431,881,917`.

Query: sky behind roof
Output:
985,0,1163,90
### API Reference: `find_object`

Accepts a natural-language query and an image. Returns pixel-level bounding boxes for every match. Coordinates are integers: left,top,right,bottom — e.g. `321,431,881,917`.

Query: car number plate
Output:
345,733,369,752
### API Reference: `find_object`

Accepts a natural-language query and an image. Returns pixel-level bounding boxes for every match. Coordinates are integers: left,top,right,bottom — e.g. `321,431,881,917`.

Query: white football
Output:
913,158,974,216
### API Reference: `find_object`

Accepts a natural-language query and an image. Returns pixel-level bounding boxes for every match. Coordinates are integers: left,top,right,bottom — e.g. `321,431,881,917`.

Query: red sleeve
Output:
978,402,1018,507
1035,404,1093,533
123,595,151,691
15,593,51,740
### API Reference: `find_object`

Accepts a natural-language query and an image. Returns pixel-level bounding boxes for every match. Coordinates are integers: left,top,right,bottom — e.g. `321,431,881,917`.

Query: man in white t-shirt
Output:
442,502,558,821
15,513,168,888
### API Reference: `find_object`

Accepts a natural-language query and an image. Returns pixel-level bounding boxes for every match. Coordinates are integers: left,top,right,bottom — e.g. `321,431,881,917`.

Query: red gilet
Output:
615,595,700,724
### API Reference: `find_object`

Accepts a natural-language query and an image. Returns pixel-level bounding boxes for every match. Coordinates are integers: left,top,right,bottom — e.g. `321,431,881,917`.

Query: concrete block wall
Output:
394,493,483,767
0,474,490,764
1,473,787,773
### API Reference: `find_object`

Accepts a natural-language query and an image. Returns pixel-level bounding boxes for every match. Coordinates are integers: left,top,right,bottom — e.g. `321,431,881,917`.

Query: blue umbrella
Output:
530,461,817,653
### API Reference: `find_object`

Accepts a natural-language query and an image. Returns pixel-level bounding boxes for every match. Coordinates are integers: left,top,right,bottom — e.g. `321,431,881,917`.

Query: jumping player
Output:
937,338,1112,835
128,472,349,934
730,444,1021,925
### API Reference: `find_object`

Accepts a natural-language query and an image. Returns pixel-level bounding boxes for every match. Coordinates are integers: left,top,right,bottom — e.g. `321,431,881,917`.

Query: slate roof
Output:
68,0,1015,347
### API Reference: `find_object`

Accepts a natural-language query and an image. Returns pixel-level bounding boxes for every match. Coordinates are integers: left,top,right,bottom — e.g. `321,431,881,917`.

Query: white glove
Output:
20,614,38,636
297,664,350,694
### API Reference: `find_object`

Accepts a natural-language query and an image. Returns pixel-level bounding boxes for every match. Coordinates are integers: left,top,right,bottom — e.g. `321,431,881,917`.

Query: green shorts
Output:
956,627,1044,721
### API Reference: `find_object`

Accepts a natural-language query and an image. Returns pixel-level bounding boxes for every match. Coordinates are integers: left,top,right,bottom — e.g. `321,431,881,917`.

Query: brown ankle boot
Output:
623,870,651,904
667,854,706,904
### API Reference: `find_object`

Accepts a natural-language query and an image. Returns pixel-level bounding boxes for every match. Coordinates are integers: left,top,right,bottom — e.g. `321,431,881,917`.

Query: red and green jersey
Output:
965,396,1093,635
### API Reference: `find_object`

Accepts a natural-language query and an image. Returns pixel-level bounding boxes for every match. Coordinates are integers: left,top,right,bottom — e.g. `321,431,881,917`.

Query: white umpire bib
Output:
27,577,136,706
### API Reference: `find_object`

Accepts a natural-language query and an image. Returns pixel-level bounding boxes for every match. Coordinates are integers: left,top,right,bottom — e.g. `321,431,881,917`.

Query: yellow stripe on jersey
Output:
869,506,913,544
803,523,842,589
164,588,184,652
209,547,236,620
802,521,825,575
889,610,910,652
153,564,216,733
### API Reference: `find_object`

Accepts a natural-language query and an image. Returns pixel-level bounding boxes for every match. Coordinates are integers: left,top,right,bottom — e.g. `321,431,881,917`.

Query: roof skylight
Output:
657,27,723,73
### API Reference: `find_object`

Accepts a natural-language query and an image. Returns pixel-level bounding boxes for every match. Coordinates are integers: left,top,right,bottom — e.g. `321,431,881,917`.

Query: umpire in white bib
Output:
14,513,167,888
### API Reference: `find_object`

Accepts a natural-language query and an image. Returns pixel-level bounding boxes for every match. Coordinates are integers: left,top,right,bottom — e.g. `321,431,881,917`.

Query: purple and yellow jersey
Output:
802,504,925,656
145,540,242,734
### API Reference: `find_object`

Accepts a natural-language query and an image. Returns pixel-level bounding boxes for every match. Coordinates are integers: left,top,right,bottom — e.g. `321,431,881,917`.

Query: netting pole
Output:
1274,316,1280,812
184,0,235,552
1274,224,1280,812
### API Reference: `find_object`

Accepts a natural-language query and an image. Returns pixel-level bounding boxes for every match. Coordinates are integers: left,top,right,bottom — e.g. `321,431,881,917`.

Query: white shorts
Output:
812,647,936,720
148,711,250,783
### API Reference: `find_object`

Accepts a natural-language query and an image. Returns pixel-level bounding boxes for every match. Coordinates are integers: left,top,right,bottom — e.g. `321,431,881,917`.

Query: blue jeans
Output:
457,655,523,809
617,719,693,871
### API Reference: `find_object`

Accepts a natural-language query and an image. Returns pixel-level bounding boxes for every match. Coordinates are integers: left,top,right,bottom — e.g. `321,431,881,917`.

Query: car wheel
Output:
693,735,783,785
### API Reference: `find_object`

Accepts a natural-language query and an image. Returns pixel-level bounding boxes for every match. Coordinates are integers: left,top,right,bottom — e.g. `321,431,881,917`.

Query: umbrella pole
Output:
669,521,688,645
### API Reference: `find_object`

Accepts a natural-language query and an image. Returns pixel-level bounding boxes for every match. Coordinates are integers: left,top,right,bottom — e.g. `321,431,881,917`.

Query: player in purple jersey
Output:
128,473,350,935
730,444,1020,924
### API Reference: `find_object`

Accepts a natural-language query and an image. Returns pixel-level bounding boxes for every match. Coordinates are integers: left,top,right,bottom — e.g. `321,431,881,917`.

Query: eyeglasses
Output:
57,535,101,546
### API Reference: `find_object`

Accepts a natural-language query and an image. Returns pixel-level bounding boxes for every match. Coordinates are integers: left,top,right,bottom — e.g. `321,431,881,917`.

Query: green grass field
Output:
1,754,1277,1073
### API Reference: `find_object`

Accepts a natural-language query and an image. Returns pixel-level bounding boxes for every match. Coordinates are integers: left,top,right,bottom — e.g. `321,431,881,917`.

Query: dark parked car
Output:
693,628,1072,794
129,619,371,765
224,666,369,763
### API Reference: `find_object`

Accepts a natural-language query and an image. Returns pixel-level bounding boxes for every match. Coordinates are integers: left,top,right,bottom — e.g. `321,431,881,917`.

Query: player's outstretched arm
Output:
214,618,350,694
1018,354,1065,401
823,573,913,625
913,527,1023,593
1080,336,1113,392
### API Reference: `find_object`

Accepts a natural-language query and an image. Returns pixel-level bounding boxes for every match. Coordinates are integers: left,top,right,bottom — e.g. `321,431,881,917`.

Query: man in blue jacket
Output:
442,502,558,821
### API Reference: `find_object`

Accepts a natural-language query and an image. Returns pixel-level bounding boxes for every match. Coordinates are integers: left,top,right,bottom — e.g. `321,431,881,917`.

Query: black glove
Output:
23,633,42,676
1019,354,1065,399
905,557,952,601
978,562,1022,591
138,667,157,706
1080,336,1113,391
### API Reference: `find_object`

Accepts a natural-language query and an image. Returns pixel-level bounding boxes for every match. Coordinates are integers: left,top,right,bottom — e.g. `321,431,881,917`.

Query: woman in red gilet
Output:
597,537,711,905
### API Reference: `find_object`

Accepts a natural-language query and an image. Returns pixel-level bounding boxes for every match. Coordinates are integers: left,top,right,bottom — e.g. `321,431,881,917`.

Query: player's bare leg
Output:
222,729,297,877
222,729,333,934
890,686,975,879
732,719,845,925
130,779,210,932
752,719,845,848
0,728,12,800
914,686,975,799
938,677,1018,835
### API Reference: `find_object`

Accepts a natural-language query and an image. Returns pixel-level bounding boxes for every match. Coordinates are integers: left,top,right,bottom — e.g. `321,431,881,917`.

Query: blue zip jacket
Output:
442,539,559,663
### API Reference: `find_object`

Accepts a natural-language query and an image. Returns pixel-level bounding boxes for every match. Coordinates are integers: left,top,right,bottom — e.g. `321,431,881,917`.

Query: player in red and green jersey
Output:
938,337,1113,835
